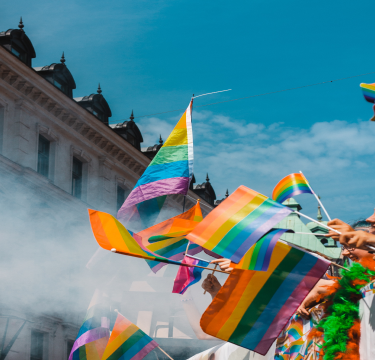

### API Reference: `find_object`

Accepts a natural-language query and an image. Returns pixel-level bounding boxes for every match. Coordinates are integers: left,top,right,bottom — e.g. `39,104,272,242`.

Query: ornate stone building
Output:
0,20,217,360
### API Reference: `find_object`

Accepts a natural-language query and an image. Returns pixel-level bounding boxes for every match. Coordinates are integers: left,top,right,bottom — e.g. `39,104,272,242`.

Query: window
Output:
72,157,83,199
66,340,74,360
11,45,27,63
117,186,126,211
30,331,44,360
53,80,67,94
37,135,50,177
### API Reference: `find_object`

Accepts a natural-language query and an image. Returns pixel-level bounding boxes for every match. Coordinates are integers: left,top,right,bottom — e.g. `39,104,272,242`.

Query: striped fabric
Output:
69,290,110,360
360,82,375,103
88,209,181,266
101,313,158,360
135,202,203,272
272,173,312,204
236,229,290,271
200,241,329,355
186,186,292,263
118,100,193,220
172,256,209,294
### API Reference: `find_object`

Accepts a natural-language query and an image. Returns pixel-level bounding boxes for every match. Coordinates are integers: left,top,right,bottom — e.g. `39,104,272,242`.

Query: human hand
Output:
210,258,233,272
201,274,222,299
339,231,375,250
296,302,311,319
326,219,354,240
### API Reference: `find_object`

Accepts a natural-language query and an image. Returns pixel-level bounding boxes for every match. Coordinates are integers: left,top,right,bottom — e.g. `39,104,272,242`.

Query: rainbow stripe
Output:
360,83,375,103
200,241,329,355
135,202,203,272
88,209,181,266
69,290,110,360
272,173,312,204
118,101,193,219
186,186,292,263
236,229,290,271
172,256,209,294
102,313,158,360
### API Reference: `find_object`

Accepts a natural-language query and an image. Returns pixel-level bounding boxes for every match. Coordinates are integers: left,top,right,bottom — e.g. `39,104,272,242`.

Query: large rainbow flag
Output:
186,186,292,263
172,256,209,294
200,241,329,355
88,209,181,267
118,100,193,220
235,229,291,271
135,202,203,272
101,312,158,360
272,173,313,204
69,290,110,360
360,82,375,103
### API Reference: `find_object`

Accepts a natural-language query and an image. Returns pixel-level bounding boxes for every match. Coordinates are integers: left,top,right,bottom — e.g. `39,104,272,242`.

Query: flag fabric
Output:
101,312,158,360
135,202,203,272
69,290,111,360
118,100,193,219
186,186,292,263
88,209,181,267
360,82,375,103
172,256,210,294
272,173,313,204
200,241,330,355
236,229,291,272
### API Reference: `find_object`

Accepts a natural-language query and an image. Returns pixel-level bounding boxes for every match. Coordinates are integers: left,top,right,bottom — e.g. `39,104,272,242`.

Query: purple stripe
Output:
118,177,189,216
277,189,312,204
129,340,158,360
260,230,287,271
68,328,109,360
232,208,292,262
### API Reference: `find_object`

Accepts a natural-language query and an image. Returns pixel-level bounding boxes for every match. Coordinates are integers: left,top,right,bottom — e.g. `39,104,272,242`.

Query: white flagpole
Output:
299,171,331,221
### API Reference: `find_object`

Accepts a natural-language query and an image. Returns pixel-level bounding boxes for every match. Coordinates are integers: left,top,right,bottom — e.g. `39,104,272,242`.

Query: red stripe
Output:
254,259,329,355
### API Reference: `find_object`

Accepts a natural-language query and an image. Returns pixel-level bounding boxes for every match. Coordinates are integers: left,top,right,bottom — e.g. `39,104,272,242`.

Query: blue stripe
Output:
239,253,318,349
135,161,189,188
254,234,272,271
118,336,154,360
277,188,312,204
180,260,210,294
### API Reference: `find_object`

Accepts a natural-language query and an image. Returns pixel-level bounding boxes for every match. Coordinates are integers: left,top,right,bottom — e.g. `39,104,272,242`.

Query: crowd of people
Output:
183,211,375,360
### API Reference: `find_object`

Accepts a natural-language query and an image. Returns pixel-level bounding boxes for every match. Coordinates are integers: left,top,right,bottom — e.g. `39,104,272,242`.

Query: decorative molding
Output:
71,145,91,163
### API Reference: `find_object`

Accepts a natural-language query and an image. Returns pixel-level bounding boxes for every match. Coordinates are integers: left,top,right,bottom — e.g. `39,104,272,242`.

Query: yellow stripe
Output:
147,237,185,251
85,341,101,360
102,324,139,359
163,128,188,147
216,242,291,338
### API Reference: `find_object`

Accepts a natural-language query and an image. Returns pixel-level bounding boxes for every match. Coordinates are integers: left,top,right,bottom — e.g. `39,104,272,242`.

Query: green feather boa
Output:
317,262,375,360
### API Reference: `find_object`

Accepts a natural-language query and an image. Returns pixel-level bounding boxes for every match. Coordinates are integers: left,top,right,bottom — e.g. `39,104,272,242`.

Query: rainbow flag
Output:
135,202,203,272
118,100,193,220
200,241,329,355
360,82,375,103
172,256,209,294
69,290,110,360
272,173,313,204
88,209,181,266
101,312,158,360
186,186,292,263
236,229,290,271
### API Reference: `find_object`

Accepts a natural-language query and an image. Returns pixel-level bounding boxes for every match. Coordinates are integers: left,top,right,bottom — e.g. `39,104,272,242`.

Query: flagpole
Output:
299,171,331,221
157,346,174,360
111,249,230,274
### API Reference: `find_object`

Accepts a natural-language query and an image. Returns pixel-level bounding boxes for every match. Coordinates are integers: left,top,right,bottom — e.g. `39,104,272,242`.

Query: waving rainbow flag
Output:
172,256,209,294
118,100,193,220
101,312,158,360
69,290,110,360
236,229,291,272
272,173,312,204
360,82,375,103
200,241,329,355
186,186,292,263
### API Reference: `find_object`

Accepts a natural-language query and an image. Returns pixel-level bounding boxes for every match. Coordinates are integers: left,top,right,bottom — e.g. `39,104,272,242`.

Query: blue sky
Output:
2,0,375,222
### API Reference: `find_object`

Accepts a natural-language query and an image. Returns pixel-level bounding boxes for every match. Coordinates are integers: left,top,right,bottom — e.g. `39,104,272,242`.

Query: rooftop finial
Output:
225,189,229,198
97,83,102,94
159,134,163,145
60,51,65,65
206,173,210,182
18,17,24,32
130,110,134,121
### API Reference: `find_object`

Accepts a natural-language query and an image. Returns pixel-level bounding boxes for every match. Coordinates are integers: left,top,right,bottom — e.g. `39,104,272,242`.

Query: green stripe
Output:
214,201,272,253
229,247,305,344
149,235,174,242
153,239,186,256
277,184,309,199
249,238,263,270
150,145,188,166
107,330,145,360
